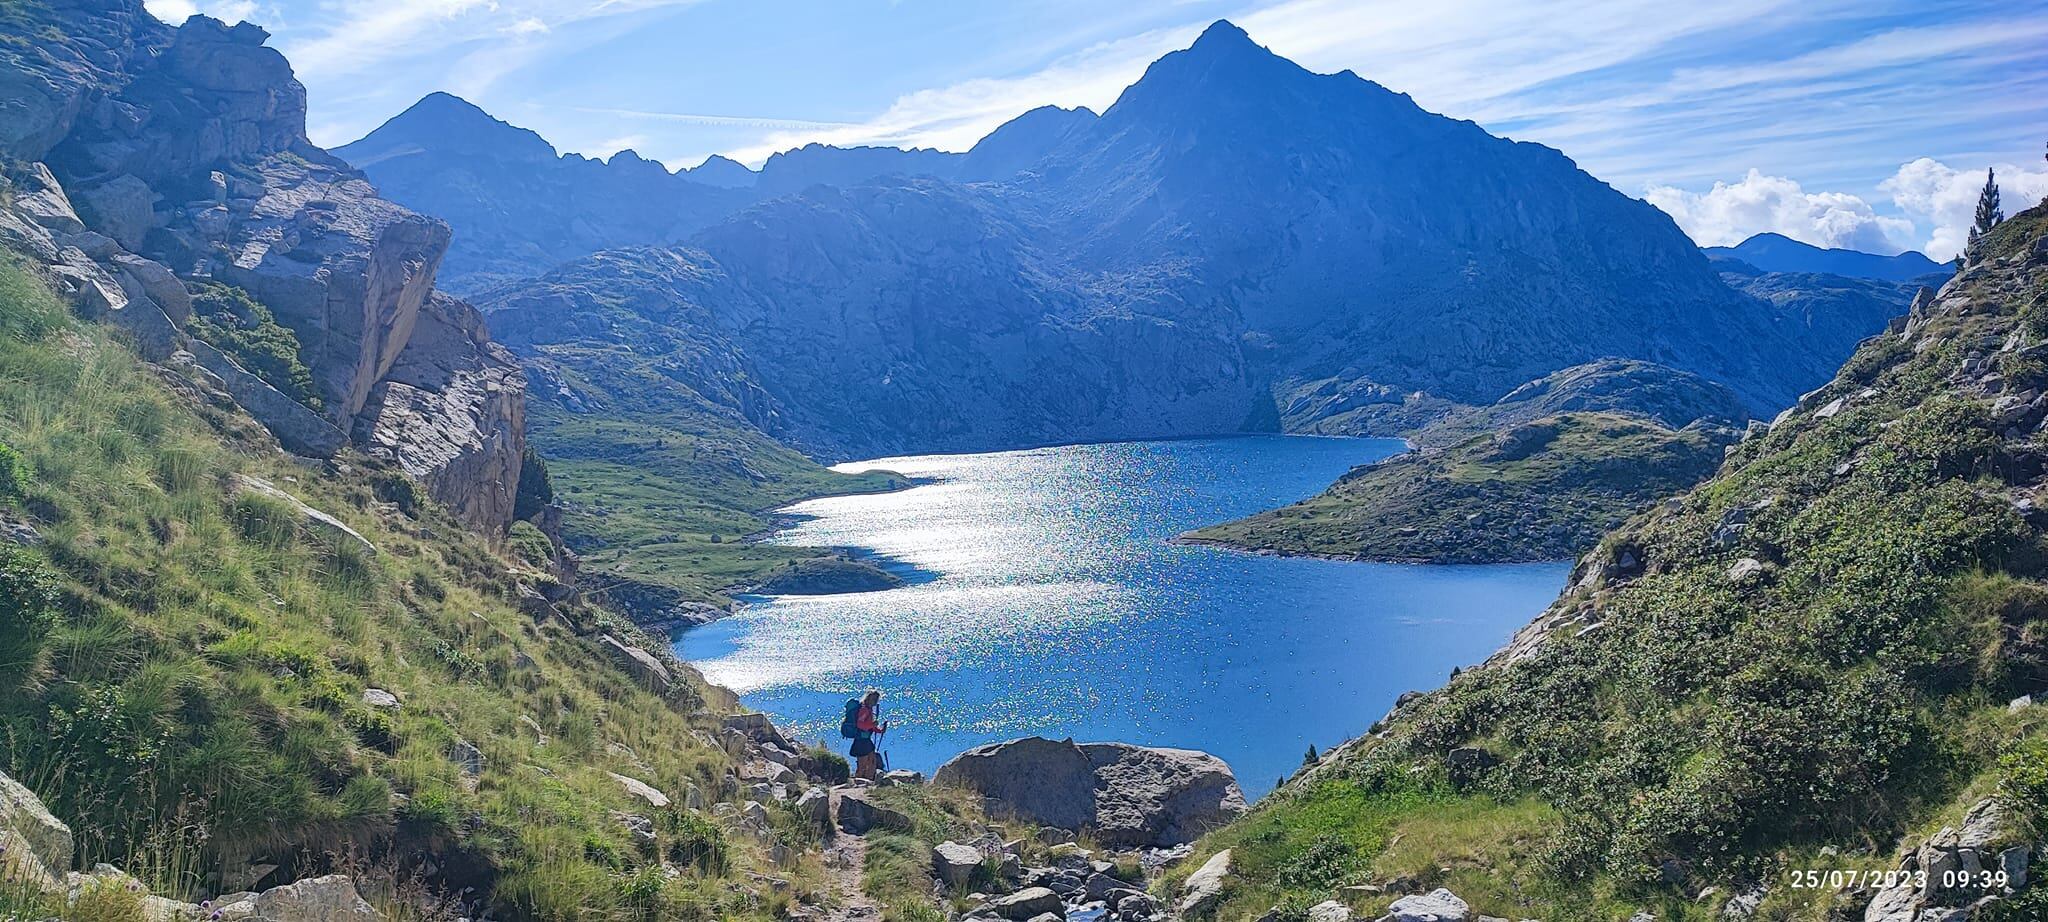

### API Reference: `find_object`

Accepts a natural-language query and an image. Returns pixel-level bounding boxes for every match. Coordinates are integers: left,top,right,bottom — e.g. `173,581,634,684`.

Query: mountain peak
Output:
336,92,558,167
1189,19,1257,53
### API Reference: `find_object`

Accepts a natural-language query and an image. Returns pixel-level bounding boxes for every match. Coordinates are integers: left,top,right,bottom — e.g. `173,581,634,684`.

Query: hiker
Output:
841,689,889,781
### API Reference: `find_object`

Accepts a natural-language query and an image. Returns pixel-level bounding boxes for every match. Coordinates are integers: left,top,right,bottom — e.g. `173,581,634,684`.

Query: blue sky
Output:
144,0,2048,258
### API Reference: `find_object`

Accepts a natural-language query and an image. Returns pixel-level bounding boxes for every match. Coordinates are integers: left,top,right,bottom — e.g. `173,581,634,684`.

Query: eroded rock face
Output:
933,737,1247,847
0,770,73,886
4,3,526,533
354,294,526,531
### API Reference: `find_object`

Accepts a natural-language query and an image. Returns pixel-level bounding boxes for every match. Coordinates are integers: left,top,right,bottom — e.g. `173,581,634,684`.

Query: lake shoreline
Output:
676,435,1566,794
1171,533,1576,567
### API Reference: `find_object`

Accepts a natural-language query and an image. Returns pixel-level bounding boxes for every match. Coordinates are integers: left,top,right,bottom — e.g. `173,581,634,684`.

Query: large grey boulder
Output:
1382,887,1470,921
0,770,73,887
249,874,378,921
1178,848,1232,916
229,475,375,555
598,635,674,694
934,841,982,890
933,737,1246,847
982,887,1062,920
836,788,912,835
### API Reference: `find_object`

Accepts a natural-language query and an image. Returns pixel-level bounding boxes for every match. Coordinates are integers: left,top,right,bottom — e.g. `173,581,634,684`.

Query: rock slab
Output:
933,737,1247,846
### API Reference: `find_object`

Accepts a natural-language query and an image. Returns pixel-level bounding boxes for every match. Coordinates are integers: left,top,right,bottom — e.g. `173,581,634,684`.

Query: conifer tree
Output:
1965,168,2004,264
1303,744,1319,766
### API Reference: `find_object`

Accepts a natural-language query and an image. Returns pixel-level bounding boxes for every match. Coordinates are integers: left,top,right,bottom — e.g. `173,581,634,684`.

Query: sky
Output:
143,0,2048,259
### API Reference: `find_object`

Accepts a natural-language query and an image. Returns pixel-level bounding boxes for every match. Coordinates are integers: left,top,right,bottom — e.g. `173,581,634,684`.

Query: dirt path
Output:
803,789,879,922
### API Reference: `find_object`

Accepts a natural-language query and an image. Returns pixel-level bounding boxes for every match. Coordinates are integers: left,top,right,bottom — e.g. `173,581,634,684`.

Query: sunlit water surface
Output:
677,436,1567,796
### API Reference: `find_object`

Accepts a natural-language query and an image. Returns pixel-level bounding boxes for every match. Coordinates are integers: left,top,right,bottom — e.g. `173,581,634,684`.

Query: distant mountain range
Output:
343,21,1921,465
1703,232,1948,282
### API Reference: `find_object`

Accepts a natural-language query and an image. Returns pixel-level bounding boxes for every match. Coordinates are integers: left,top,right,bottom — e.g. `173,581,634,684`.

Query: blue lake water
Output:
676,436,1568,797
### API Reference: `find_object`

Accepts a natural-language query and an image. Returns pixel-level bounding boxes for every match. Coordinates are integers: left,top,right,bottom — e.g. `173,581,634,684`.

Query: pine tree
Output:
1302,744,1319,766
1965,168,2005,264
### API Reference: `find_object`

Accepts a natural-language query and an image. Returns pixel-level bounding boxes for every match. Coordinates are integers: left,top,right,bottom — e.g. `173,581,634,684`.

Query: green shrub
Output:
371,472,426,518
0,545,61,693
184,282,322,411
506,521,556,570
807,746,850,785
513,447,554,522
661,811,729,875
0,439,26,503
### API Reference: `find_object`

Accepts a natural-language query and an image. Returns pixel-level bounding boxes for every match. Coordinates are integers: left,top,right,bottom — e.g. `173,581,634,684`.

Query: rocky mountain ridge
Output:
1,4,527,533
1704,231,1949,282
455,22,1905,468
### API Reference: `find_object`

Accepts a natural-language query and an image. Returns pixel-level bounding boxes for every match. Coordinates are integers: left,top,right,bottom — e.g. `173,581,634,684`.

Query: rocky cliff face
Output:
0,4,526,533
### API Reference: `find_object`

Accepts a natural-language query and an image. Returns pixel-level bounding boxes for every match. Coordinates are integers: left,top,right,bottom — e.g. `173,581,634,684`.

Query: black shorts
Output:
850,738,875,758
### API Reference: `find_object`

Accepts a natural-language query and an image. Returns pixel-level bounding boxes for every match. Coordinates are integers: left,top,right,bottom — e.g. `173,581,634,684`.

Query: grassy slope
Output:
1175,207,2048,922
1186,412,1731,563
0,258,824,920
523,346,905,609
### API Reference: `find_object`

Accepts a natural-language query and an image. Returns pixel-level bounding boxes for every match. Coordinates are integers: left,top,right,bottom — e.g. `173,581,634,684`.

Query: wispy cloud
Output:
723,26,1194,164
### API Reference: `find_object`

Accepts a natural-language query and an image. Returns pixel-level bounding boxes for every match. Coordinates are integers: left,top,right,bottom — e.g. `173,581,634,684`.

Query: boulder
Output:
934,737,1096,830
13,164,85,234
71,174,156,250
360,688,399,709
110,254,190,324
984,887,1063,920
598,634,673,694
607,772,670,809
881,769,925,787
229,475,375,555
932,737,1246,846
0,769,72,887
934,841,982,890
1383,887,1470,922
250,874,378,921
836,789,912,835
794,786,830,828
1307,900,1351,922
1178,848,1231,916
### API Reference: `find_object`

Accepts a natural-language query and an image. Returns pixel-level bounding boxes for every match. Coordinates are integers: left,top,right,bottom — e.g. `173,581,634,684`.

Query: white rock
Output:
607,771,671,808
1384,888,1470,922
1178,848,1232,916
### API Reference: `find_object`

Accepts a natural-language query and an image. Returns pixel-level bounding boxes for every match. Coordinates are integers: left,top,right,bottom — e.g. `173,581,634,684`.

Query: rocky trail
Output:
810,789,881,922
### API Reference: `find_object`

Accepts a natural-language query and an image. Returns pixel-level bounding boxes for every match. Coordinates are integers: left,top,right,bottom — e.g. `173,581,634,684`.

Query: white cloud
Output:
722,26,1192,164
719,0,1803,165
1881,158,2048,259
1642,169,1916,254
144,0,260,25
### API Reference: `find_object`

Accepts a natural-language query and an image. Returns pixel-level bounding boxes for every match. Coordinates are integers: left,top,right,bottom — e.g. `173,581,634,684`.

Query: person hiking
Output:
841,689,889,781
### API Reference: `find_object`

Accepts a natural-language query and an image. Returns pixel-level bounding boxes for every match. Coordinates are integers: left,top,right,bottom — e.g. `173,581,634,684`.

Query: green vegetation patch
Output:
523,353,904,607
0,257,803,919
1187,412,1733,563
184,282,323,412
1195,205,2048,919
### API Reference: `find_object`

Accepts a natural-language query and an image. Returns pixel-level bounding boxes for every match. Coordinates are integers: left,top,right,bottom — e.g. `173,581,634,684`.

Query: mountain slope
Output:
1705,232,1948,281
471,21,1896,470
0,251,820,919
1172,203,2048,921
1009,21,1831,418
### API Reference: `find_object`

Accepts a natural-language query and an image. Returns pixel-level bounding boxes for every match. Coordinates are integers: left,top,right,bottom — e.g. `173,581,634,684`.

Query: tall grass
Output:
0,255,786,918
